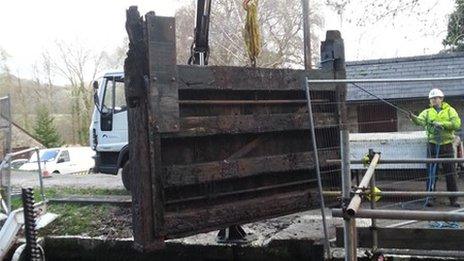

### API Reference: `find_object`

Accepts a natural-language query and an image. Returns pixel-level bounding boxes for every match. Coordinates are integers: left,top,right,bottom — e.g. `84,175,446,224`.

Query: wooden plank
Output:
173,112,336,137
177,65,335,91
165,149,339,187
179,99,311,105
145,13,171,245
164,190,312,238
124,7,162,251
336,227,464,251
49,195,132,206
146,13,179,132
227,136,268,160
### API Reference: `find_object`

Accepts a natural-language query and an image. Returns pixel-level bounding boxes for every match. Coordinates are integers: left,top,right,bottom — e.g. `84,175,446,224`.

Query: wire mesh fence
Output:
0,95,12,213
306,76,464,256
307,77,464,208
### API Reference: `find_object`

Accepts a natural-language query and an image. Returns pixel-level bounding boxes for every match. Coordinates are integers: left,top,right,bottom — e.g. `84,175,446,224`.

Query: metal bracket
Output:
216,225,254,244
341,196,351,212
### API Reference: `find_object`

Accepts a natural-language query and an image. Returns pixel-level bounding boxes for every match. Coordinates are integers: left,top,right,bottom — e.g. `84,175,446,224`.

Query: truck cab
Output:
90,71,130,189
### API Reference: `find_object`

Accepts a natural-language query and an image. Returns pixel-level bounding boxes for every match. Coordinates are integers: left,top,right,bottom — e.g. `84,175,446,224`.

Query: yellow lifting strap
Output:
243,0,261,67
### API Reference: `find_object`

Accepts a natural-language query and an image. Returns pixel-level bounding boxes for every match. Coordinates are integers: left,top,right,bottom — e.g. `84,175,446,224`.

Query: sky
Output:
0,0,456,82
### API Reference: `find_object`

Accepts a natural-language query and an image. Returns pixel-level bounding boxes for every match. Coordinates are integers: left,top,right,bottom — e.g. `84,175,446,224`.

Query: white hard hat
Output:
428,88,444,99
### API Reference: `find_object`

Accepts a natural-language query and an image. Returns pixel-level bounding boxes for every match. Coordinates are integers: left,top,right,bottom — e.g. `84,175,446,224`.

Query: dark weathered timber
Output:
49,195,132,206
146,14,179,132
164,149,339,187
124,6,162,251
321,30,352,258
126,9,344,250
336,227,464,251
173,112,337,137
179,99,310,105
165,179,317,205
164,190,312,238
178,65,336,91
145,12,172,244
227,135,268,160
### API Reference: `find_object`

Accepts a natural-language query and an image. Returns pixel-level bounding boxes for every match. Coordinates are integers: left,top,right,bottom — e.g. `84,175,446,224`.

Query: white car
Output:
19,147,96,175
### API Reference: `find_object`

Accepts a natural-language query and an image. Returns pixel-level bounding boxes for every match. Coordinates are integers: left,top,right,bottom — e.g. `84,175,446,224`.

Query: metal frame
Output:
306,76,464,260
306,76,464,84
346,153,380,216
325,191,464,198
330,154,464,258
0,95,12,215
0,200,57,260
328,158,464,164
333,208,464,222
1,147,44,213
304,79,330,259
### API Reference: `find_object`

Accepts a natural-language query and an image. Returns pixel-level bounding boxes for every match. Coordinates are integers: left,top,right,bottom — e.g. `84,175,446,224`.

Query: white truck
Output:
89,71,130,189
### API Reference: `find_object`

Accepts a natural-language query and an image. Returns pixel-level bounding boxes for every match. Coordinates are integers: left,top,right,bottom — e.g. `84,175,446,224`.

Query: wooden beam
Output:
49,195,132,206
336,227,464,251
146,13,179,132
124,6,162,251
227,136,269,160
177,65,335,91
164,149,339,187
144,12,176,246
179,99,312,105
172,112,336,137
164,190,312,238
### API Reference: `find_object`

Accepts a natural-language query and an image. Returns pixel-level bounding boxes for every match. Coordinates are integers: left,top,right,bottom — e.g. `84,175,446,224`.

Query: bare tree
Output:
48,40,104,145
0,47,10,75
101,38,129,70
175,0,323,68
0,47,12,95
41,51,55,106
325,0,440,27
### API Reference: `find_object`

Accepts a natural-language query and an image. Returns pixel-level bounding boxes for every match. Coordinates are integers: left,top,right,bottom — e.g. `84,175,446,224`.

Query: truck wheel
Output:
122,161,131,191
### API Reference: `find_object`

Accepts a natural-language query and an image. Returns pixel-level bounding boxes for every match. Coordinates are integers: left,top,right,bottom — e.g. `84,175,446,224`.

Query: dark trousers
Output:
427,143,459,203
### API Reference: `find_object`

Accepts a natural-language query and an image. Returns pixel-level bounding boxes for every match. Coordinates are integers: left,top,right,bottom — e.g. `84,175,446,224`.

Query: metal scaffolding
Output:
306,76,464,260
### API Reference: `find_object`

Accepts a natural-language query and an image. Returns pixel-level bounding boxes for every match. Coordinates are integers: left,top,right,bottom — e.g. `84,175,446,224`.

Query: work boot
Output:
425,200,434,207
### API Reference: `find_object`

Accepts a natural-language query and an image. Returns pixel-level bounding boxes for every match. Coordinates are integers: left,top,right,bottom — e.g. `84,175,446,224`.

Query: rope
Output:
351,83,411,116
243,0,261,67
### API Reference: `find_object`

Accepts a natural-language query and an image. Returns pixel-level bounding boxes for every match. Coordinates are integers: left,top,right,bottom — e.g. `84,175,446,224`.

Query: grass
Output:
8,187,132,238
10,187,129,209
41,204,112,236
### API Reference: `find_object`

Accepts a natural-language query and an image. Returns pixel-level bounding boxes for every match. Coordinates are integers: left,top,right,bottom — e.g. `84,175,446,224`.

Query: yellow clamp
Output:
366,186,382,202
362,154,371,167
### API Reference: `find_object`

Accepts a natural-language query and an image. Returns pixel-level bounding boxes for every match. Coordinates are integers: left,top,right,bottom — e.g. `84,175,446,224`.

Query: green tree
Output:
34,106,63,148
443,0,464,51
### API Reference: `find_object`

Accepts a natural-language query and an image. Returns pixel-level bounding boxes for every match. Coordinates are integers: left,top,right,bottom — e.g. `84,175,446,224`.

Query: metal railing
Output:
0,147,44,214
306,76,464,260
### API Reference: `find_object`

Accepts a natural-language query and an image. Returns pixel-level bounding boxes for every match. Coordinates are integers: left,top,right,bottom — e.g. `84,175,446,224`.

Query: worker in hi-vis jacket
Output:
409,88,461,207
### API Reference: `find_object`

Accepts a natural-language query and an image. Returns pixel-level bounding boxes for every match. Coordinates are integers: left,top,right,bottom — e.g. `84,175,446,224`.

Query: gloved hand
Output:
408,112,418,121
432,121,444,130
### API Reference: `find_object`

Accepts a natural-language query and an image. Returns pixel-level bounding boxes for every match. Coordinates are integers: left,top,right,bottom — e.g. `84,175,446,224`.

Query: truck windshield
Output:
102,77,126,114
